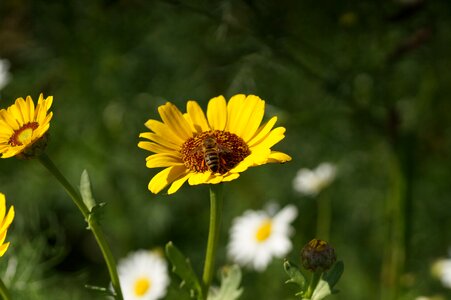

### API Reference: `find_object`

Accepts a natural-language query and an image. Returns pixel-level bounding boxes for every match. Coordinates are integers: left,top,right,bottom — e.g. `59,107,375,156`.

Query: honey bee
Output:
202,136,230,173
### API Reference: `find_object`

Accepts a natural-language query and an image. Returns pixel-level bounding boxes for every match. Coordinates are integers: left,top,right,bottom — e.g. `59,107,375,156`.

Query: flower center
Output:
180,130,250,174
134,277,152,297
8,122,39,146
255,219,272,242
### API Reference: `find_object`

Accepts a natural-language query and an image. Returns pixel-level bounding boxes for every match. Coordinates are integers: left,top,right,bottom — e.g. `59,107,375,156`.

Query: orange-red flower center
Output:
8,122,39,146
180,130,250,174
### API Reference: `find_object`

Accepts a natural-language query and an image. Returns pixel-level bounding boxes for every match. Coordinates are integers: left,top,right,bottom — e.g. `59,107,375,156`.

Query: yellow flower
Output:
0,94,53,158
0,193,14,256
138,94,291,194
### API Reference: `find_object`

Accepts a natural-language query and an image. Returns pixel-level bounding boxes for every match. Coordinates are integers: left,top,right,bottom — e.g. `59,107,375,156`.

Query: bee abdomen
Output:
205,150,220,172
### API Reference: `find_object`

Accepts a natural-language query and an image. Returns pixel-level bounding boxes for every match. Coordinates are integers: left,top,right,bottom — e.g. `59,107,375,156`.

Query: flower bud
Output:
301,238,336,272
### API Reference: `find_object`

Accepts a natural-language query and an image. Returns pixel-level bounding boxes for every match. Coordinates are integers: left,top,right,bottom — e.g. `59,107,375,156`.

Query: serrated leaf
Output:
80,169,96,211
284,259,307,290
165,242,203,300
209,265,243,300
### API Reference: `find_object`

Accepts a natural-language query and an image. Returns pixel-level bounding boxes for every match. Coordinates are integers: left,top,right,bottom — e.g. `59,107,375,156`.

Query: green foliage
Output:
1,0,451,298
209,265,243,300
310,262,344,300
165,242,203,300
284,260,307,294
285,260,344,300
79,170,96,212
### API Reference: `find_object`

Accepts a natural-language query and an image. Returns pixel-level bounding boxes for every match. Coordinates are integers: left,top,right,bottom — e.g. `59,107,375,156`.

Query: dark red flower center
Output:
180,130,250,174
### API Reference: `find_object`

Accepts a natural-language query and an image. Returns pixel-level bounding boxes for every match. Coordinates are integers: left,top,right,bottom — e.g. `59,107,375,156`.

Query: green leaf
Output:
309,278,331,300
308,261,344,300
284,259,307,290
165,242,203,300
84,284,116,297
209,265,243,300
80,169,96,211
323,261,344,291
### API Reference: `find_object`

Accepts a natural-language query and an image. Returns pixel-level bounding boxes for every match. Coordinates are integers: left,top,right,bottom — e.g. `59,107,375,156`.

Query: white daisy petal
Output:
292,162,337,196
227,204,298,272
117,250,170,300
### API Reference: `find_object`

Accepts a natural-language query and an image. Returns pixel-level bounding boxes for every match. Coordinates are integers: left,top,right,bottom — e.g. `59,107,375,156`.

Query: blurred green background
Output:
1,0,451,299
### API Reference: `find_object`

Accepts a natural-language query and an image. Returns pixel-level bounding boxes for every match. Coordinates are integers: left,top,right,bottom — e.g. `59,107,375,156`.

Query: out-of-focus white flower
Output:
293,162,337,196
118,250,170,300
0,59,11,90
432,258,451,289
227,204,298,272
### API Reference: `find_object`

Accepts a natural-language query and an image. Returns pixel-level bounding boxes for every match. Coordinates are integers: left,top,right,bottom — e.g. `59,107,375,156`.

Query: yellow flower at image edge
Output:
0,94,53,158
138,94,291,194
0,193,14,256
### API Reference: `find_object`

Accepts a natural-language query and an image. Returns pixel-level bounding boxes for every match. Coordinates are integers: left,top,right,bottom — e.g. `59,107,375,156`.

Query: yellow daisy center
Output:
8,122,39,146
134,277,152,297
180,130,250,174
255,219,272,242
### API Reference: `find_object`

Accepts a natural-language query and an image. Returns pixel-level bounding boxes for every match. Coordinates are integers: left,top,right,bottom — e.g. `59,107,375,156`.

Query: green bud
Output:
301,238,336,272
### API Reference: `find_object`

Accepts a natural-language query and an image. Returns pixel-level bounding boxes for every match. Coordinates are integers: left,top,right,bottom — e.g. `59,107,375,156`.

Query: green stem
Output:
304,271,322,299
38,153,123,300
316,193,331,241
380,153,406,300
0,278,11,300
202,184,224,298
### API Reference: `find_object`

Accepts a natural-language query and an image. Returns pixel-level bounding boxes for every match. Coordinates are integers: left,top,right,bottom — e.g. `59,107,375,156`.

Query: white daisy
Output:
292,162,337,196
227,204,298,272
117,250,170,300
432,258,451,289
0,59,11,91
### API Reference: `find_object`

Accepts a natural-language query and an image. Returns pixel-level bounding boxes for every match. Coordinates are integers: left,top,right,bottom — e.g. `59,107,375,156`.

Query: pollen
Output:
8,122,39,146
180,130,251,174
255,220,272,242
134,277,152,296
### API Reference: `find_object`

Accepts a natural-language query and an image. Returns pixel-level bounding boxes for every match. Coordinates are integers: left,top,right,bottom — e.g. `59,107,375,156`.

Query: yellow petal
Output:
17,97,30,123
9,98,25,126
221,173,240,182
0,207,14,233
229,95,265,142
144,119,185,146
138,141,175,154
148,165,188,194
2,107,20,130
0,241,10,257
240,95,265,142
26,96,36,123
0,230,5,247
0,194,5,221
167,172,192,194
247,116,278,147
187,101,210,133
158,102,193,141
188,171,212,185
139,132,180,151
145,153,183,168
250,127,286,150
205,175,224,184
225,94,246,133
207,96,227,131
266,151,292,163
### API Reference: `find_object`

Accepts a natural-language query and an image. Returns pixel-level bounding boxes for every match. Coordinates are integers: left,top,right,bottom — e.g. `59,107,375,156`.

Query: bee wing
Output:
218,144,232,154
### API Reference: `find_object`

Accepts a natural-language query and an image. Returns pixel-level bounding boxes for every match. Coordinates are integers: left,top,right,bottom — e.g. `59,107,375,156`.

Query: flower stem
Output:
38,153,123,300
202,184,224,298
316,193,331,241
304,271,322,299
0,278,11,300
